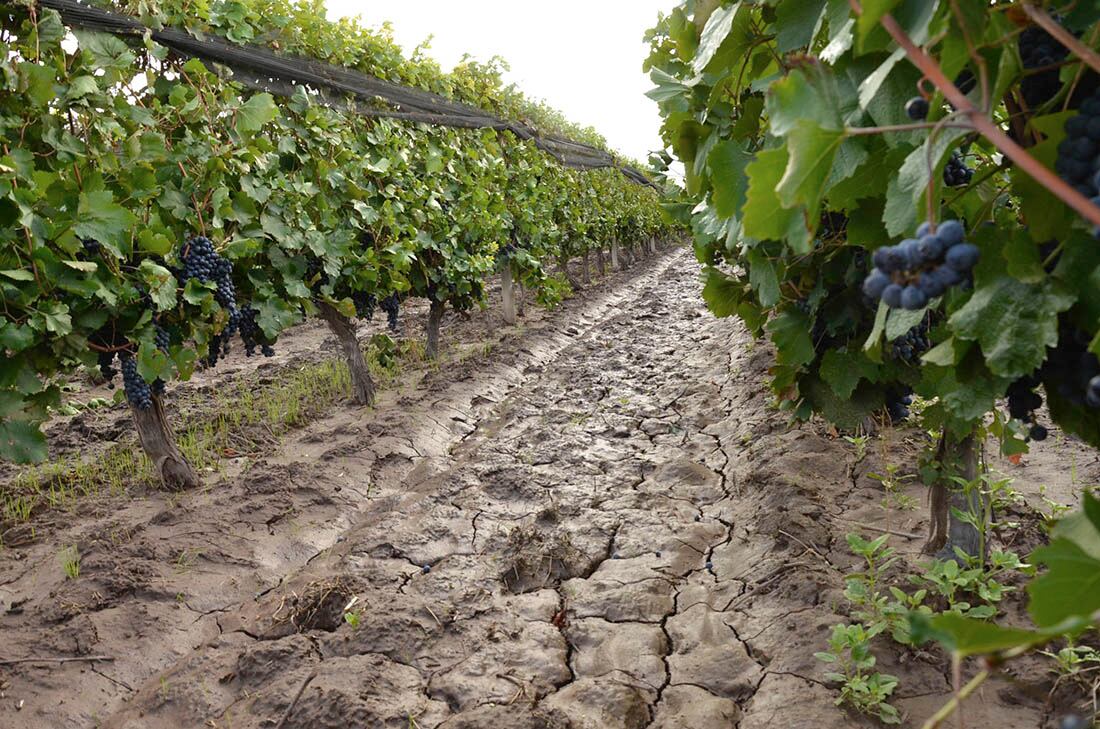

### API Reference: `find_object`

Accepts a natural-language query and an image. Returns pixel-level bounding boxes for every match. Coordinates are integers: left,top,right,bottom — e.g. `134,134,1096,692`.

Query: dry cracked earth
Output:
0,248,1089,728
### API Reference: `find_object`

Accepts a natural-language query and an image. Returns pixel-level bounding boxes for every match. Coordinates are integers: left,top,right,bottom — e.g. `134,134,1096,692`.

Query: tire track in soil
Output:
3,248,1045,729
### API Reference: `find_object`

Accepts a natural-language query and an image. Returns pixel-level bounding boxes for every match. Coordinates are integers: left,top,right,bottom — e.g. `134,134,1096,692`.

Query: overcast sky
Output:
326,1,670,163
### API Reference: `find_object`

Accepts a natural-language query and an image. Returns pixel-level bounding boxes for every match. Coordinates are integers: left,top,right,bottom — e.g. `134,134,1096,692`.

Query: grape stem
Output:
1022,3,1100,76
847,0,1100,229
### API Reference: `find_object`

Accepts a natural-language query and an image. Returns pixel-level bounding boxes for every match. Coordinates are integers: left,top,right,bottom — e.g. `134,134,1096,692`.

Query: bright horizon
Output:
325,1,671,164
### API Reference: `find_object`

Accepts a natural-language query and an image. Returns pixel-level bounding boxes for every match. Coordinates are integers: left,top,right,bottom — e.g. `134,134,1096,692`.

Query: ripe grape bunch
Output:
862,220,979,311
119,353,153,411
1006,376,1048,441
943,151,973,188
380,293,400,333
1018,22,1070,109
891,317,931,366
1054,90,1100,212
885,388,914,423
179,235,241,366
238,307,275,358
1043,323,1100,410
352,292,376,321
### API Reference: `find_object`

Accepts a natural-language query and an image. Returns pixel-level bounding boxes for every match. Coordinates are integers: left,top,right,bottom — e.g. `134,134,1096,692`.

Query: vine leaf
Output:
701,266,742,318
236,93,278,135
820,349,878,399
73,191,136,256
775,0,827,53
1028,494,1100,628
708,140,752,219
693,3,739,73
949,276,1075,378
0,419,48,464
743,148,801,244
766,311,815,367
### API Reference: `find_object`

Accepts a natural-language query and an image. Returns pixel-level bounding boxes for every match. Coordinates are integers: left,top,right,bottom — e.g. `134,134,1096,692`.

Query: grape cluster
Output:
154,322,171,353
886,388,913,423
119,353,153,410
1044,323,1100,409
180,236,241,366
943,152,973,188
238,307,275,358
1007,376,1048,441
1019,23,1070,108
352,292,376,321
380,293,400,332
81,238,102,257
891,317,931,366
862,220,979,311
1055,92,1100,211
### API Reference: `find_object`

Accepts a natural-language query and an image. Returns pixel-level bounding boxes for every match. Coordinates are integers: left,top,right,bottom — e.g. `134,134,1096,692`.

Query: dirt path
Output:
1,248,1087,728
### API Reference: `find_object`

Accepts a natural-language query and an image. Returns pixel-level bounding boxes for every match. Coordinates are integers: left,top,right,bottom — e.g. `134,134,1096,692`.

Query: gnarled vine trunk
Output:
596,248,606,276
559,257,581,290
927,433,987,562
426,299,445,360
582,250,592,285
132,396,201,491
318,302,375,407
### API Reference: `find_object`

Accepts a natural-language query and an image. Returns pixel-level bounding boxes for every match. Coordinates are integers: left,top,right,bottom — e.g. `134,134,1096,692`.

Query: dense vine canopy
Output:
0,0,669,465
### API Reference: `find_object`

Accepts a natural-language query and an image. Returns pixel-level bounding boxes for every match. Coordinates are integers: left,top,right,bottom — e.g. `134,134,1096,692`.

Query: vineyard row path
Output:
2,248,1054,728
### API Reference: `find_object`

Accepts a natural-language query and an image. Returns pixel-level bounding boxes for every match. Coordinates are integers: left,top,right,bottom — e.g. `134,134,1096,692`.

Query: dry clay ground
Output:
0,247,1096,729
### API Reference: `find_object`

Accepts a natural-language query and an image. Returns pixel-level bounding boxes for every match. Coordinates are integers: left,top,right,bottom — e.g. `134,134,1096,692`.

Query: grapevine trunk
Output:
426,299,445,360
131,395,201,491
318,303,375,407
501,266,517,325
927,433,987,561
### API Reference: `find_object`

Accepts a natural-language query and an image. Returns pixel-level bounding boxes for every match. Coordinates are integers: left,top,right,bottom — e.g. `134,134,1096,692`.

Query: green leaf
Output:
19,62,56,107
701,267,742,318
777,123,846,219
746,250,780,307
139,260,178,311
0,269,35,282
743,147,799,241
236,93,278,135
885,307,926,340
0,419,48,464
693,3,740,74
949,276,1075,378
776,0,827,53
1028,494,1100,628
766,311,815,367
73,191,136,253
708,140,752,219
820,349,878,399
766,65,845,135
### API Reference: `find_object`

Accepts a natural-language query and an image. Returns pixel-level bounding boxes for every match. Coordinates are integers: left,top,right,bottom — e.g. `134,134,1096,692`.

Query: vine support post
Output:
426,299,445,360
581,249,592,285
596,247,607,276
649,236,657,254
516,279,526,318
611,239,621,270
927,432,988,563
501,264,517,326
318,302,375,407
132,395,201,490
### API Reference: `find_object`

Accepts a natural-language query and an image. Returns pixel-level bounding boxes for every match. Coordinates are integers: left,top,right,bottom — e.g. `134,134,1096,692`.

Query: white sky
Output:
326,1,670,163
